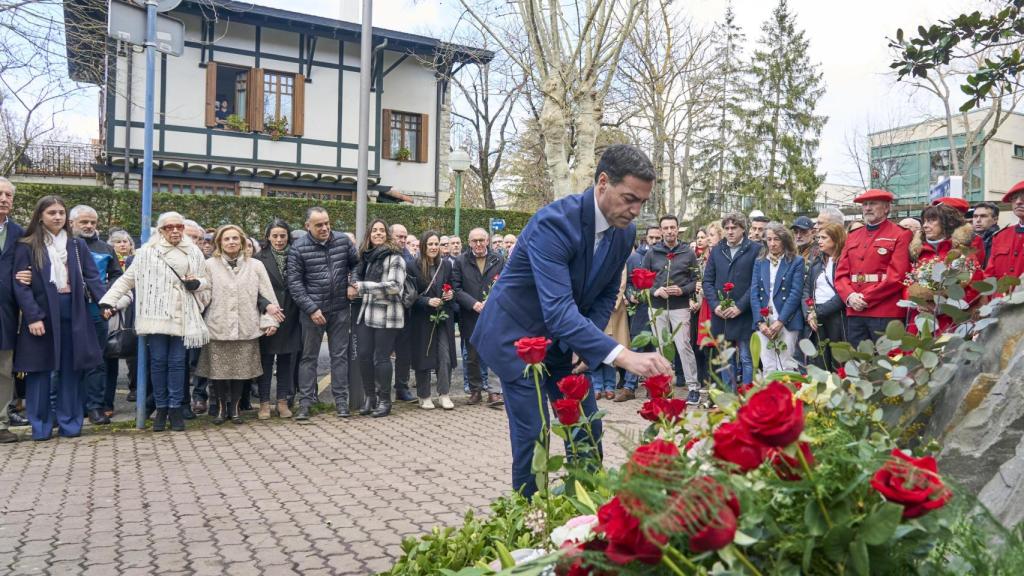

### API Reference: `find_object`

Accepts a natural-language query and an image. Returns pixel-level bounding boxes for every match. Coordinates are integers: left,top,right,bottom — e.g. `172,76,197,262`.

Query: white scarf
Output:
45,229,70,291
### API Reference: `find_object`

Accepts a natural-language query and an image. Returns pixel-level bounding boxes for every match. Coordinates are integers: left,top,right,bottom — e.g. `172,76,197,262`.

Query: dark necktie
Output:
589,231,611,285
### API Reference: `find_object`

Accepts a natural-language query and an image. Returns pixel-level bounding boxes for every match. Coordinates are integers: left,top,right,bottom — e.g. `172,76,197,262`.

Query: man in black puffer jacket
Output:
287,207,359,420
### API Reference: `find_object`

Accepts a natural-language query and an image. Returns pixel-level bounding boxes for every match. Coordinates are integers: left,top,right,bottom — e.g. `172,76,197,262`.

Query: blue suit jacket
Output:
0,220,25,351
471,188,634,383
750,255,805,332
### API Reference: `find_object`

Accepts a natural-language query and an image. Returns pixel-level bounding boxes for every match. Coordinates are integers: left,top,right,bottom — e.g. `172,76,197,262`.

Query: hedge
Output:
11,183,535,239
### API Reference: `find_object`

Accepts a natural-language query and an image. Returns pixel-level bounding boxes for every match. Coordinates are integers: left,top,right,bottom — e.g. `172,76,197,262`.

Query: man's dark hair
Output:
974,201,999,218
646,225,661,235
659,214,678,226
305,206,328,223
594,144,656,185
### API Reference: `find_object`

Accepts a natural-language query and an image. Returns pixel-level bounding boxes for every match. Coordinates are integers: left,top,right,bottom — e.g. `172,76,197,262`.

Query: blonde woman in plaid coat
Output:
351,219,406,418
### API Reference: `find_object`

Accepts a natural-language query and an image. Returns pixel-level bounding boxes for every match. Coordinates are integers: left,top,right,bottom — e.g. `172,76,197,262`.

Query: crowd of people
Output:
0,169,1022,443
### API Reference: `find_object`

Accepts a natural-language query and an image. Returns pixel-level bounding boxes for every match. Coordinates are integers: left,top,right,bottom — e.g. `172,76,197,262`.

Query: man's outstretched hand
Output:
613,348,673,379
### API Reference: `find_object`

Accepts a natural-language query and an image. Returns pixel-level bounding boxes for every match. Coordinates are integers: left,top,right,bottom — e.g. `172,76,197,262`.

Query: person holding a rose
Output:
410,230,457,410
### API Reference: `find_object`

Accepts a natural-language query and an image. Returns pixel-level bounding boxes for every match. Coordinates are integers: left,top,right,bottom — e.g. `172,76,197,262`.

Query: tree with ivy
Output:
740,0,826,220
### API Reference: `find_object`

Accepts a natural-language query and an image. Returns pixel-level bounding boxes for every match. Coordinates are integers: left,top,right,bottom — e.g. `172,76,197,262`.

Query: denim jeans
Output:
717,337,753,392
589,364,617,394
83,303,109,411
148,334,186,409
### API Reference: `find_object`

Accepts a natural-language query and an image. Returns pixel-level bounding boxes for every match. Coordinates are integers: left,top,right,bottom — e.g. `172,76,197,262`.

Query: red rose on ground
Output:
597,497,667,565
836,366,847,379
642,374,673,399
442,283,452,293
723,282,735,292
712,421,768,472
558,374,590,401
631,269,657,290
769,441,814,481
738,381,805,447
664,477,741,553
759,307,771,318
515,337,550,365
553,399,582,426
871,449,952,519
638,397,686,423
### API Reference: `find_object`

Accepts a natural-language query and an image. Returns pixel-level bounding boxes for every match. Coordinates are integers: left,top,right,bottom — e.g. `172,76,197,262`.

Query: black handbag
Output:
104,311,137,359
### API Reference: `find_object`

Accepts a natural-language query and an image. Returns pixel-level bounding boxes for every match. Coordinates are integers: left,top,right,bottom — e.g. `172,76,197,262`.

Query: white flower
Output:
549,515,598,547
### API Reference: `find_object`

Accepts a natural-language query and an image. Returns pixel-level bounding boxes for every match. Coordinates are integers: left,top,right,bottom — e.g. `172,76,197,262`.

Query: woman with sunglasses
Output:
13,195,107,441
100,211,210,432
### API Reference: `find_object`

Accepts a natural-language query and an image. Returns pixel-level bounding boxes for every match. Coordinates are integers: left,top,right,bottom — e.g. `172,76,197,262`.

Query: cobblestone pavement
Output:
0,389,649,575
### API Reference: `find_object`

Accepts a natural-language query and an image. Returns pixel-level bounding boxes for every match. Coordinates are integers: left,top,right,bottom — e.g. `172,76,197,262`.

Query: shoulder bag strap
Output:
419,259,444,296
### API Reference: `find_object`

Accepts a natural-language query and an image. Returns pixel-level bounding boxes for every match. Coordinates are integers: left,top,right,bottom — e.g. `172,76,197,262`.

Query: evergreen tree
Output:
742,0,826,220
690,3,753,230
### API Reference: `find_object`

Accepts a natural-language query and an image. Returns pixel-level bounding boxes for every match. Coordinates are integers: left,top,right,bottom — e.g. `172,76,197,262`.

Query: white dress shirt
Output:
593,202,623,366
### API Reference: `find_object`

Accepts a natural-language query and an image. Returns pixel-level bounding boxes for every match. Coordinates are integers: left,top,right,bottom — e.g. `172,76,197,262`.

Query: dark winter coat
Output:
701,237,760,342
410,257,457,372
256,247,302,355
641,241,699,310
80,233,123,287
286,231,358,317
0,220,25,351
451,249,504,341
13,237,107,372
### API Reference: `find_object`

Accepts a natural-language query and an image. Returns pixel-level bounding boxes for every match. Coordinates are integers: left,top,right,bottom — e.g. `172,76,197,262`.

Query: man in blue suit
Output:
471,145,673,497
0,177,24,443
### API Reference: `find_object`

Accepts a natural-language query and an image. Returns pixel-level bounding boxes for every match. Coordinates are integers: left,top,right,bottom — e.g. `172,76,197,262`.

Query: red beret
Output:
931,196,969,214
1003,180,1024,204
854,188,895,203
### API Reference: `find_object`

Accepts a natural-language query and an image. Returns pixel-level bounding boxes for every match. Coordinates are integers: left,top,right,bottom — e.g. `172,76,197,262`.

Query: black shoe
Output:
126,390,137,402
395,387,415,402
358,395,377,416
685,389,701,406
8,411,29,427
294,406,310,422
152,408,168,432
169,407,185,431
88,408,110,425
371,401,391,418
0,429,17,443
181,405,196,420
336,406,351,418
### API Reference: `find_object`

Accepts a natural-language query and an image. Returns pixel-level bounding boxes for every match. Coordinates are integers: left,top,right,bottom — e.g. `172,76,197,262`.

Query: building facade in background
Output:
62,0,489,206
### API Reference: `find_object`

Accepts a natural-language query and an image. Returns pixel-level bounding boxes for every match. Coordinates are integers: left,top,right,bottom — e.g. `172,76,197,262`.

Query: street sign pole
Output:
135,0,158,429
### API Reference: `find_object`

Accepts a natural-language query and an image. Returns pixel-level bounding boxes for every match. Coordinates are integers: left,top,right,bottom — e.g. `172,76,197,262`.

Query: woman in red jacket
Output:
906,204,983,335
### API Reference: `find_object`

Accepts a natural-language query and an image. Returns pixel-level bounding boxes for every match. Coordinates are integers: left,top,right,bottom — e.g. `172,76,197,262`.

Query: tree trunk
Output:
571,83,601,195
539,77,572,199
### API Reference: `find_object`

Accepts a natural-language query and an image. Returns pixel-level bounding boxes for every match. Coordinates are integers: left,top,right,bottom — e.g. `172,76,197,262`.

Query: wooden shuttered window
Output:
381,109,392,160
417,113,429,163
292,74,305,137
247,68,264,132
204,62,218,127
381,110,428,163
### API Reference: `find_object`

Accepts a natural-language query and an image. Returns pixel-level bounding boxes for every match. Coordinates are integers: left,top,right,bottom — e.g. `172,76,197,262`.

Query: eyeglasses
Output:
469,239,487,244
161,224,185,231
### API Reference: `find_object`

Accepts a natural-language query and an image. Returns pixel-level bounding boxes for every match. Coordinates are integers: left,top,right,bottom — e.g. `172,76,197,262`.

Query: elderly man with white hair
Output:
816,206,845,229
0,177,23,443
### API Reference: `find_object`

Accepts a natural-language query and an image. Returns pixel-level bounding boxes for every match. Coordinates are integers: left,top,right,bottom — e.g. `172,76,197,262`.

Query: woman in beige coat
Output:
196,225,280,424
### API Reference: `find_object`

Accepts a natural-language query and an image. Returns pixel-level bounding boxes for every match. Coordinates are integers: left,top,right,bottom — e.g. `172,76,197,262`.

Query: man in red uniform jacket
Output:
984,180,1024,282
835,189,913,347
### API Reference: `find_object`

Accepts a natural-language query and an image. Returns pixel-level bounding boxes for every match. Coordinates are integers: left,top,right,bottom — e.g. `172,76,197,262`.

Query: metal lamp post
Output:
449,149,470,237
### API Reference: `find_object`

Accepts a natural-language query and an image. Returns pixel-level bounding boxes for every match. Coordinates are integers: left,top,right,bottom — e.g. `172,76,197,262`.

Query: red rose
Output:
630,439,680,469
553,398,582,426
683,436,701,453
759,307,771,318
641,374,672,399
638,397,686,423
555,539,609,576
871,449,952,519
836,366,847,379
442,283,452,292
806,298,815,307
557,374,590,401
597,496,667,565
664,477,740,553
769,441,814,481
888,349,902,359
493,275,500,282
738,381,805,447
515,337,550,365
736,383,754,398
666,252,676,261
712,421,768,472
723,282,735,292
631,268,657,290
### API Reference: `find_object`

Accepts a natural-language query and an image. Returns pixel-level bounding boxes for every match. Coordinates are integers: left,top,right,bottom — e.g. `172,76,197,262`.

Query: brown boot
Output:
613,388,635,402
467,390,482,405
258,402,272,420
487,392,504,408
276,400,292,419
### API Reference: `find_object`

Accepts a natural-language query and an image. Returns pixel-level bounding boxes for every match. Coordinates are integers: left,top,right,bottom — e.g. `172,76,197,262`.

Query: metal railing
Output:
11,142,99,178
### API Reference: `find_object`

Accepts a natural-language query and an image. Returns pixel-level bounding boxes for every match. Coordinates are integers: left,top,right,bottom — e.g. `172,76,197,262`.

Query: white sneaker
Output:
419,398,435,410
439,395,455,410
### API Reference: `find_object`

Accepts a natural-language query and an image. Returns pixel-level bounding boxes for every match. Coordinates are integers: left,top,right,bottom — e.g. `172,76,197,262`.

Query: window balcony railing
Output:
11,142,100,178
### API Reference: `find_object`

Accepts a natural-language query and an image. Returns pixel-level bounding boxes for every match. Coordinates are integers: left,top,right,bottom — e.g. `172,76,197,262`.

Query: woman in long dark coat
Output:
255,218,302,419
13,195,106,441
410,230,456,410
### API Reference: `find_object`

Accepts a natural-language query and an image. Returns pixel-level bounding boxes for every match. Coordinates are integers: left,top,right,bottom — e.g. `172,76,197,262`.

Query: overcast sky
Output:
63,0,975,187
